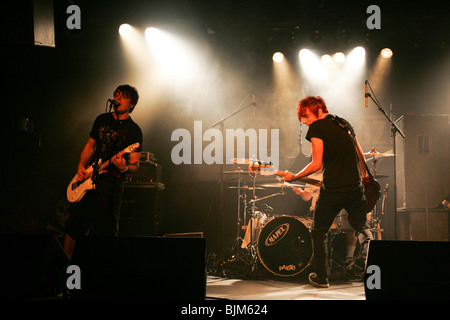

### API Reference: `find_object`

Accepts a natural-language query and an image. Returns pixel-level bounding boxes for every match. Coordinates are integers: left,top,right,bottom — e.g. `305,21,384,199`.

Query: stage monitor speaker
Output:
70,236,206,299
0,234,70,299
364,240,450,300
399,115,449,208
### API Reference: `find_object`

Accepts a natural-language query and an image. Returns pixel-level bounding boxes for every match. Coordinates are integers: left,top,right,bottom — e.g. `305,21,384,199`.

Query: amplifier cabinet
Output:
119,184,164,236
398,208,449,241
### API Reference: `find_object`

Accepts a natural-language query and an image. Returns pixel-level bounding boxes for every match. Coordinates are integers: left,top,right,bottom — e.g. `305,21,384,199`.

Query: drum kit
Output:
223,163,313,277
222,151,392,278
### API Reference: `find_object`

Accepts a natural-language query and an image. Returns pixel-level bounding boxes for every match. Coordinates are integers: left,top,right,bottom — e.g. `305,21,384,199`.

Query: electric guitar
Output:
66,143,140,203
247,162,322,187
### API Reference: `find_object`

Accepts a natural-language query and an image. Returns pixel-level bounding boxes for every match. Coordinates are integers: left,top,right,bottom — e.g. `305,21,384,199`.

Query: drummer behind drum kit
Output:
221,151,392,278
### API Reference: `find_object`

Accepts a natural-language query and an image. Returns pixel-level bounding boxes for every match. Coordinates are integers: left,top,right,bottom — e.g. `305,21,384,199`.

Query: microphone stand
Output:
93,100,116,184
365,83,405,240
211,95,256,260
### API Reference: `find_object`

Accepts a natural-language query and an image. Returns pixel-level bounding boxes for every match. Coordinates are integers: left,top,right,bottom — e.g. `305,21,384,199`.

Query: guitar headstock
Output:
248,161,276,176
124,143,140,153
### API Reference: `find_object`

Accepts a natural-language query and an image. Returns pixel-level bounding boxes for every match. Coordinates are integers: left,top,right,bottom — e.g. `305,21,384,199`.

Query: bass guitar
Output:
247,161,322,187
66,143,140,203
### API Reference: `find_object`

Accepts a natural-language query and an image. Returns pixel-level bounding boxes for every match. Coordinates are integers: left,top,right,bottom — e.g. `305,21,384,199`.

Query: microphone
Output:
253,93,256,117
108,99,119,107
365,80,368,108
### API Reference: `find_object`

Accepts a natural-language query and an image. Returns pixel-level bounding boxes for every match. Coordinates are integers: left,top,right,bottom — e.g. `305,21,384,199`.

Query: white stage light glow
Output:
145,27,198,82
381,48,393,58
273,52,284,63
321,54,332,64
119,23,132,37
334,52,346,64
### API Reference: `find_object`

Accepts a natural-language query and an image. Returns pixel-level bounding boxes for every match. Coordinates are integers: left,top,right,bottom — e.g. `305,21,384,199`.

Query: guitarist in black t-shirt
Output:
283,96,373,288
64,85,143,259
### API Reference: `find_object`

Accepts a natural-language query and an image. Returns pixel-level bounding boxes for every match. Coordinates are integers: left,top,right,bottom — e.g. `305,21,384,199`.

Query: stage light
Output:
352,46,366,58
321,54,332,64
346,46,366,68
299,49,326,82
381,48,393,58
299,49,312,60
119,23,132,36
273,52,284,63
334,52,346,63
145,27,198,82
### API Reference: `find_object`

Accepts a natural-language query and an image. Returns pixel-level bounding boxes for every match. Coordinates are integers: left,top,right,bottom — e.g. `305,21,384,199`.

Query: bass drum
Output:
257,215,313,277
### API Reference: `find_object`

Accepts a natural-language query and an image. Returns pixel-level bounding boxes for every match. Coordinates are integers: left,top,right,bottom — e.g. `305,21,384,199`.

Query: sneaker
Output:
308,273,329,288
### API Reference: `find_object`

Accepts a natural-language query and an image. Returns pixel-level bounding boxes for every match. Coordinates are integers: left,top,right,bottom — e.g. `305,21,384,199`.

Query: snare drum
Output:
257,215,313,277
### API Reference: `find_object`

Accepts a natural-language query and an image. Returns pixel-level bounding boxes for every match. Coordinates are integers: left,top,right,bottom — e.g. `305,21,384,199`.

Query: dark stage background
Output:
2,0,449,257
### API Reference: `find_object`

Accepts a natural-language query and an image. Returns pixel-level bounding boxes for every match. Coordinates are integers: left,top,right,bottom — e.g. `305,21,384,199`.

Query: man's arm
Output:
76,137,96,181
127,151,141,173
284,137,323,182
112,150,141,173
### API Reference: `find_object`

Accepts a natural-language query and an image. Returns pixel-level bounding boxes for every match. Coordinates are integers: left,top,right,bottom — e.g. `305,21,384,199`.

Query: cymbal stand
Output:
366,148,388,239
247,172,259,252
234,169,243,253
368,149,380,231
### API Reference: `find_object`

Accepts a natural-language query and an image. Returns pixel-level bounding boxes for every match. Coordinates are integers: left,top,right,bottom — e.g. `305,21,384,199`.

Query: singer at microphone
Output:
63,84,142,260
108,99,120,107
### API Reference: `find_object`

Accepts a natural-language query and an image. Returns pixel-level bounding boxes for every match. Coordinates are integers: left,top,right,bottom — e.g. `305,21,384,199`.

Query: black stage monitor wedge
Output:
364,240,450,300
70,236,206,299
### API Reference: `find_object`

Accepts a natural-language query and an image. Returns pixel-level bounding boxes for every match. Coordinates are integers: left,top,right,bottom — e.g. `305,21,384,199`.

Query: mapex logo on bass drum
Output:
265,223,290,246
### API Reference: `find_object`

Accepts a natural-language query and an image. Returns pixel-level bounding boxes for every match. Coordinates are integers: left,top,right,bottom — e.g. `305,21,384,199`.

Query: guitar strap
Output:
330,115,374,180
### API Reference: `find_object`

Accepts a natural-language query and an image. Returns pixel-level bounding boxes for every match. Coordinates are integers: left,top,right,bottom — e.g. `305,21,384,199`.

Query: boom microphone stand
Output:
365,80,405,240
211,94,256,259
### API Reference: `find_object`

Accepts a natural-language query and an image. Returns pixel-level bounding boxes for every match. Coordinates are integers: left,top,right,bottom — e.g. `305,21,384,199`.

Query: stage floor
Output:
206,275,366,300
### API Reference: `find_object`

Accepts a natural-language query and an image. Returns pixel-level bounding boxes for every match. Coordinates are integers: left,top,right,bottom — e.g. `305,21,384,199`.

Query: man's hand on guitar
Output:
77,164,90,181
112,153,128,172
283,170,296,182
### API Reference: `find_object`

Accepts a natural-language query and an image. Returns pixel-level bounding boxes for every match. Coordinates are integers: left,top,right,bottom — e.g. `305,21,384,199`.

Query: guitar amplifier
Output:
125,162,162,185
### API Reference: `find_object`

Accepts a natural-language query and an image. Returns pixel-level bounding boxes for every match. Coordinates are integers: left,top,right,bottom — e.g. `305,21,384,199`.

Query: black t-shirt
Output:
306,114,361,189
89,113,143,173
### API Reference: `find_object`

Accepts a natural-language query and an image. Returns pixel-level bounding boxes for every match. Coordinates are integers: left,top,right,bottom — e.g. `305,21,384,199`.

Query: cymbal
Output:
222,170,250,174
364,152,394,158
231,158,271,165
257,182,305,188
228,185,263,190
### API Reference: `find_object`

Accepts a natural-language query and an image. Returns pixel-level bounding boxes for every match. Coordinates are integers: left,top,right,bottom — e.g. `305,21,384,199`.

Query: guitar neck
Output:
275,170,322,187
94,151,122,172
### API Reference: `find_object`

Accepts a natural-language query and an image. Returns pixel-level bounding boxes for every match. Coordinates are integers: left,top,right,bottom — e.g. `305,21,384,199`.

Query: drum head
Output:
257,216,313,277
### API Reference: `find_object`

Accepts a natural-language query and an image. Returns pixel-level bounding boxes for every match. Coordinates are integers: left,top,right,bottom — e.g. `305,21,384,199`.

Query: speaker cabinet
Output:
365,240,450,300
0,234,70,299
120,185,163,236
70,236,206,299
399,208,449,241
398,115,449,209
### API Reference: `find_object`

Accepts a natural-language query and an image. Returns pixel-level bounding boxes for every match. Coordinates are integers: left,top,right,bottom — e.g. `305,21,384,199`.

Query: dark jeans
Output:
65,174,125,239
311,183,373,279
